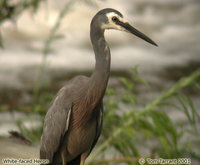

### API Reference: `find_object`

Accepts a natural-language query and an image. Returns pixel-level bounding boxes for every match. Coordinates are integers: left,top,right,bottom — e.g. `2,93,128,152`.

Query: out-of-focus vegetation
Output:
0,0,46,47
0,0,43,23
87,68,200,165
0,0,200,165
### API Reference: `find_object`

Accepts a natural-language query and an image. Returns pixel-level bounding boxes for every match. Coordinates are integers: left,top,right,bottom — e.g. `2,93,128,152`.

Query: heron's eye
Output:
112,16,118,22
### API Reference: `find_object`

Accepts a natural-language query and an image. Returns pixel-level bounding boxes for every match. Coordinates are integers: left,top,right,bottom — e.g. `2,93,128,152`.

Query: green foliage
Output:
16,117,43,143
87,68,200,165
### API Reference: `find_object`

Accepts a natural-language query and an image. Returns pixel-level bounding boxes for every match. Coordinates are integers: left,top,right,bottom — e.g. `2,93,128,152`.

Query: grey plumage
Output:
40,8,157,165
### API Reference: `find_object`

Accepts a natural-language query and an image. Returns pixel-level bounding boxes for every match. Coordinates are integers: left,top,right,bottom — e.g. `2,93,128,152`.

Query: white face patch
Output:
101,12,128,31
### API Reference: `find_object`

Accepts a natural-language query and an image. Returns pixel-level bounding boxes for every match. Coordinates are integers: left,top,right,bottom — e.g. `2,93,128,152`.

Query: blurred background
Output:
0,0,200,164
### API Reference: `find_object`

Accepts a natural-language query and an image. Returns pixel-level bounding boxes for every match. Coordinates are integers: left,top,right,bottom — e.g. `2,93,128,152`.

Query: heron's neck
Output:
88,27,111,105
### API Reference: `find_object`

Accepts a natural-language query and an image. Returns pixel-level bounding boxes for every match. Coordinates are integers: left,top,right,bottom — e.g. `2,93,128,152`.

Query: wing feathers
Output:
40,104,72,163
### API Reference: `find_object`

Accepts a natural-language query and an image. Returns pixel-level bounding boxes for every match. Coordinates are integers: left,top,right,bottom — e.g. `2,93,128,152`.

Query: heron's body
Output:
40,8,157,165
40,75,105,165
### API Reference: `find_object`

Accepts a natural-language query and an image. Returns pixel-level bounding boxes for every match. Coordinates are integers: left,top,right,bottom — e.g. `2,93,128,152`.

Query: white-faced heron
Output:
40,8,157,165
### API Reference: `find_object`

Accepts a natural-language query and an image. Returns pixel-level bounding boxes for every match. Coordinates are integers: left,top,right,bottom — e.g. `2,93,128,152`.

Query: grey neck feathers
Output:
87,22,111,106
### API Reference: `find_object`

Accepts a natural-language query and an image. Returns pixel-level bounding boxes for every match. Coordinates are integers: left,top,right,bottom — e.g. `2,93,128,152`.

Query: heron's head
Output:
93,8,157,46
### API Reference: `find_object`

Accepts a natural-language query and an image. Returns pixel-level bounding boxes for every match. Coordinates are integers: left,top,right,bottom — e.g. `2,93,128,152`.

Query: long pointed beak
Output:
117,21,158,46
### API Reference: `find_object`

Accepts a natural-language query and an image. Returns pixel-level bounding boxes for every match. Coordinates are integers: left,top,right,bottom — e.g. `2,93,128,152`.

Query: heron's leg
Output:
61,150,67,165
80,152,89,165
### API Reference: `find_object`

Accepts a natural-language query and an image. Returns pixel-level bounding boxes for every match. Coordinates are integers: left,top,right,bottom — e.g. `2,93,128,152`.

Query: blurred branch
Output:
0,0,16,23
0,29,3,48
33,0,74,101
141,68,200,113
0,0,46,47
0,0,45,23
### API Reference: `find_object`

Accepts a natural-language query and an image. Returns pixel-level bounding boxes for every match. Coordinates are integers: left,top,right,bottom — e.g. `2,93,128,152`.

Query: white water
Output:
0,0,200,89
